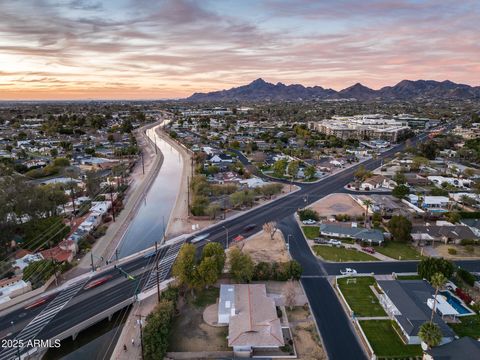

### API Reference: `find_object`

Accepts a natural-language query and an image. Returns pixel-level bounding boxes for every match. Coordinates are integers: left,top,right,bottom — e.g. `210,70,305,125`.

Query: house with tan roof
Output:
218,284,284,356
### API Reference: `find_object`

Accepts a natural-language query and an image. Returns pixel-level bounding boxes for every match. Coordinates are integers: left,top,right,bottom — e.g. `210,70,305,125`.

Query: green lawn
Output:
359,320,422,358
337,277,386,317
313,245,377,262
375,241,421,260
449,314,480,338
302,226,319,239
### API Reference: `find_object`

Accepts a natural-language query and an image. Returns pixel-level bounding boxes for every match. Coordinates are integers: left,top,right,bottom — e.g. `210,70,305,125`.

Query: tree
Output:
201,242,225,275
304,165,316,179
362,199,373,227
287,161,299,178
393,171,406,185
85,170,102,197
388,215,412,242
430,272,446,323
272,159,288,177
229,247,254,283
392,184,410,199
417,258,454,281
419,141,438,160
286,260,303,280
205,203,221,219
283,279,296,310
418,322,442,348
197,256,221,288
445,212,460,224
263,221,278,240
172,244,197,289
143,299,176,360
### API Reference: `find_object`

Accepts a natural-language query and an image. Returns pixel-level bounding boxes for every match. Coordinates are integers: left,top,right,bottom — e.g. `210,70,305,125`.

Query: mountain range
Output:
186,78,480,102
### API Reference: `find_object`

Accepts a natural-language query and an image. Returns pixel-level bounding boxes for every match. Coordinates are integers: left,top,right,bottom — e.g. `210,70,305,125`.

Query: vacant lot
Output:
168,287,228,352
337,277,386,317
313,245,377,262
435,244,480,259
241,229,290,263
287,306,326,360
359,320,422,358
308,193,364,217
375,241,422,260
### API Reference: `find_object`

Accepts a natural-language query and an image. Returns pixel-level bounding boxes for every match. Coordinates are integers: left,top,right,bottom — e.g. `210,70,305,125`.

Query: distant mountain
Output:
185,78,480,102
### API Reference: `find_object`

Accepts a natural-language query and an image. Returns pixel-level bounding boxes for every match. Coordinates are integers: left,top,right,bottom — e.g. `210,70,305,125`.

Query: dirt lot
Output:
239,229,291,263
308,193,364,218
287,306,327,360
434,244,480,259
168,288,228,352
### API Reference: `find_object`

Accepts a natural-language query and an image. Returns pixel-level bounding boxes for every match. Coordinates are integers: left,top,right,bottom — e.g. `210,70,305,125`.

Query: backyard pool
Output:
439,290,475,316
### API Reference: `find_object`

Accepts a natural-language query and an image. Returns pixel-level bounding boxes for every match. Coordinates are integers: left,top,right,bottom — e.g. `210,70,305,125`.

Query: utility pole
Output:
154,136,157,154
70,184,76,215
222,226,229,249
141,151,145,175
52,259,58,286
90,252,95,272
115,249,119,262
162,216,166,240
155,242,160,302
187,176,190,215
137,315,145,359
110,188,116,222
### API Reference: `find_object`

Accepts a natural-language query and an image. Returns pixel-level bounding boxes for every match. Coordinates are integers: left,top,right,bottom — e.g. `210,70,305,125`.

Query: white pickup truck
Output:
340,268,357,276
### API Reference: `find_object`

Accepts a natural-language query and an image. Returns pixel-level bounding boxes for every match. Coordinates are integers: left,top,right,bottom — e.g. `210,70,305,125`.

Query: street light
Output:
222,226,229,249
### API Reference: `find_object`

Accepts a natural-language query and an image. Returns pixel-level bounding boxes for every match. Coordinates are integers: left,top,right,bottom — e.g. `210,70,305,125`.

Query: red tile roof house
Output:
218,284,284,357
40,240,77,264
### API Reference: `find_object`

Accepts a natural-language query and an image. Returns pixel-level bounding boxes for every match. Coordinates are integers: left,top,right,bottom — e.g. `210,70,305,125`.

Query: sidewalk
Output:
110,294,159,360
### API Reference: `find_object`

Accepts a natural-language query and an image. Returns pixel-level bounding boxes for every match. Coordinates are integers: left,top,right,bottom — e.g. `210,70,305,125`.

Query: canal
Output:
45,124,183,359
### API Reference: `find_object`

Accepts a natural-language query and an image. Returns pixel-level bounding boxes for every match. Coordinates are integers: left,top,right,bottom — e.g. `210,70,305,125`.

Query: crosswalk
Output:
0,279,87,360
143,240,184,291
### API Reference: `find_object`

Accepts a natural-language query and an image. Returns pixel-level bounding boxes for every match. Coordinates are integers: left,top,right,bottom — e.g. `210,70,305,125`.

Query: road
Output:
1,126,478,359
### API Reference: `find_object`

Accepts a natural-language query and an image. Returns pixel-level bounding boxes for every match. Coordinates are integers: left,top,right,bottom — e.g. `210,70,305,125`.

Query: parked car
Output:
340,268,357,276
328,239,342,246
314,238,328,244
302,219,316,225
362,247,375,254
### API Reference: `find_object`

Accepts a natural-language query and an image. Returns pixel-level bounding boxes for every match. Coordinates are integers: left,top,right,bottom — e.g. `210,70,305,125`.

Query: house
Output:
461,218,480,237
14,253,44,272
377,280,455,345
424,336,480,360
218,284,284,356
239,177,267,188
422,196,450,212
209,153,234,164
319,223,384,244
0,275,32,304
411,225,476,245
360,175,387,191
427,176,472,189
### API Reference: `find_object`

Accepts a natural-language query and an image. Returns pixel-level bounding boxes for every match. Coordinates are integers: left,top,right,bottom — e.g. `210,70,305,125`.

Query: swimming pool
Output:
439,290,474,316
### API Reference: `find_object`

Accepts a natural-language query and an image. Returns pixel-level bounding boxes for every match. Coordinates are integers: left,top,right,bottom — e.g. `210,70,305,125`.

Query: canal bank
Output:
46,120,186,360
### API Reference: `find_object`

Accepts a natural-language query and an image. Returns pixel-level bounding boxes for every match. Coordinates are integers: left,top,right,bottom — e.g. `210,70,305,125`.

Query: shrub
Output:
455,288,473,304
253,262,272,281
461,239,477,246
298,209,319,221
465,245,475,254
143,299,176,360
457,268,476,286
448,248,457,255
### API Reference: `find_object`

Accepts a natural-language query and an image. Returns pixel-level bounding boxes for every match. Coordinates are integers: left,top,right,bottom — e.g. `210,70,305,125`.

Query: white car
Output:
302,219,316,225
340,268,357,276
328,239,342,246
191,233,210,243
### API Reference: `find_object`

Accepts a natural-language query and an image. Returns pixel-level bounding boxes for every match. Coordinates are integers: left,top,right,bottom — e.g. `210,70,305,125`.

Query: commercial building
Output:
309,115,411,142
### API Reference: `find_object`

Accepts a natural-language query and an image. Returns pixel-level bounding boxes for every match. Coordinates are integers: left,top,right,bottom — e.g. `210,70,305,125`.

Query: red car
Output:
24,294,55,310
362,247,376,254
84,275,113,290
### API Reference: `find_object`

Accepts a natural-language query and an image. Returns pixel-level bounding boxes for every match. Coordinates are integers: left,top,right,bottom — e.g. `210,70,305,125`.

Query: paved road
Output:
2,128,478,359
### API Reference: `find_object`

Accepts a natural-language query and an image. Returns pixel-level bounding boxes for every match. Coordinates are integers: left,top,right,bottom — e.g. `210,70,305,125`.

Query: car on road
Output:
242,224,256,232
361,247,375,254
302,219,316,225
340,268,357,276
84,275,113,290
328,239,342,246
24,294,55,310
191,233,210,243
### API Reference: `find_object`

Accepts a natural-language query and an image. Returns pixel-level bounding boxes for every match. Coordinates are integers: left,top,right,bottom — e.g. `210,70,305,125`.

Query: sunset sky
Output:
0,0,479,100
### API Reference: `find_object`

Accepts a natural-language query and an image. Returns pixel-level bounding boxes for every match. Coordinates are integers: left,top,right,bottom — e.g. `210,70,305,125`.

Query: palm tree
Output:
430,272,447,323
418,322,442,348
362,200,373,228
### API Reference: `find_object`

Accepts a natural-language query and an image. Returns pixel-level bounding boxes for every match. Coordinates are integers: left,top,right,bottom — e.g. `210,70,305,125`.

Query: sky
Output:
0,0,479,100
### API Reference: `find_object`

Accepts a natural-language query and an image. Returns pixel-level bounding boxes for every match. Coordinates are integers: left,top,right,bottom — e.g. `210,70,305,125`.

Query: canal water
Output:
44,125,183,359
